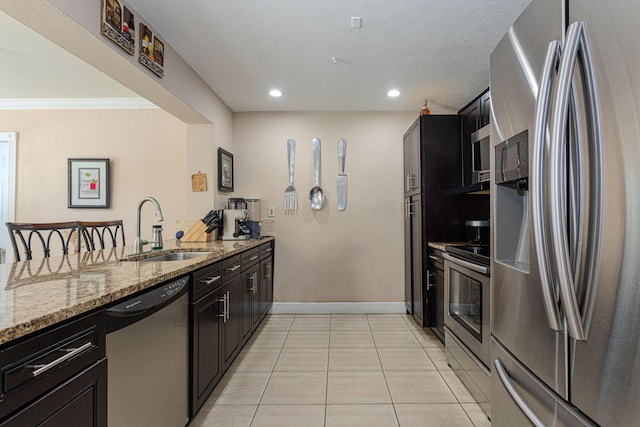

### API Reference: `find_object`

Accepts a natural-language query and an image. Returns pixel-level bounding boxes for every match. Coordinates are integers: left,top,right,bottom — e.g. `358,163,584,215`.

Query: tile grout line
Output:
371,316,402,427
248,315,293,426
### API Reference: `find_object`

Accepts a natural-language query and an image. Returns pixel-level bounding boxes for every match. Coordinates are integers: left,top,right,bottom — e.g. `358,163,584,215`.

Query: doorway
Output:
0,132,17,263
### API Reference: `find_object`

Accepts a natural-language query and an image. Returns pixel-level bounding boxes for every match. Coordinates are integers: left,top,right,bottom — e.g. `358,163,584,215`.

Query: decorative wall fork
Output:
283,138,298,213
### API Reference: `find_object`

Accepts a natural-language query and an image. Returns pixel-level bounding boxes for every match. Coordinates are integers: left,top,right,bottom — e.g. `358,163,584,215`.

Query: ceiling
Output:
0,0,531,113
125,0,530,112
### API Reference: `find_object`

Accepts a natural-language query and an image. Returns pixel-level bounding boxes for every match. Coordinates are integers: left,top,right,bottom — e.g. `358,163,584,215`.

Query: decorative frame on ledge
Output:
68,158,111,208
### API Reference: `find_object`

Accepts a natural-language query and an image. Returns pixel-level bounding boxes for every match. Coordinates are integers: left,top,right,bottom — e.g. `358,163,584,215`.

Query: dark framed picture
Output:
218,148,234,192
68,158,110,208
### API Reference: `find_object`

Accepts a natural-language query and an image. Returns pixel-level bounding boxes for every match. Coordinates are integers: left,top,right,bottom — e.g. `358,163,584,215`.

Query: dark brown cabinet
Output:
1,359,106,427
221,275,242,371
403,119,422,196
459,88,491,192
403,115,462,327
0,311,106,426
259,255,273,320
241,263,260,343
480,90,491,127
427,247,445,343
190,240,275,418
190,261,223,417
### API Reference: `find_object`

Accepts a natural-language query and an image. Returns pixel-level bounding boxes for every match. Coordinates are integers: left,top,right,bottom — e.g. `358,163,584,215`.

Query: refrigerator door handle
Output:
494,358,546,427
531,39,563,331
549,21,604,341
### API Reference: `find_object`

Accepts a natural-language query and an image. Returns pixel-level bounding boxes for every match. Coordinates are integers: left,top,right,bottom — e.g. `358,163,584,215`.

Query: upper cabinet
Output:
403,119,422,196
479,90,491,127
459,88,491,193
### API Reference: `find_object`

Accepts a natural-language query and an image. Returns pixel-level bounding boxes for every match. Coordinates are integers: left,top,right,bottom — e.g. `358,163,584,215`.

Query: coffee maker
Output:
245,198,261,239
222,198,250,240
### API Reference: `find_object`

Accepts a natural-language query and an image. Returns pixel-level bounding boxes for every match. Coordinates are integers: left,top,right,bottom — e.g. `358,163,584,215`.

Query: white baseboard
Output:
270,302,406,315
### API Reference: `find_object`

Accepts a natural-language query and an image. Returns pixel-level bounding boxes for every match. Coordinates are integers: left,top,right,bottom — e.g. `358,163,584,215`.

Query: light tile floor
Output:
190,314,491,427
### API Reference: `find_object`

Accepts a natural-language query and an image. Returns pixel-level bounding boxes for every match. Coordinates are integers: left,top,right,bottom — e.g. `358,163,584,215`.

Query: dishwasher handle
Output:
107,276,189,333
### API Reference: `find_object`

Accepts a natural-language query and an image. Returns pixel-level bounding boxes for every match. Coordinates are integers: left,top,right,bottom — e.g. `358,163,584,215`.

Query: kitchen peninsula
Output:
0,237,274,425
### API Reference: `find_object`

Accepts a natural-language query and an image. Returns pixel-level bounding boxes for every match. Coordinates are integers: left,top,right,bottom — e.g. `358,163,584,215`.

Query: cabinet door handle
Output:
218,294,227,322
31,342,93,377
253,272,258,294
225,264,241,272
226,291,230,321
202,275,221,285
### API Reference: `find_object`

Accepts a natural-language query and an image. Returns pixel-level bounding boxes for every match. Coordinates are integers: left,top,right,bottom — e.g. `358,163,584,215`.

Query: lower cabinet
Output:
1,358,107,427
259,256,274,320
221,275,242,372
241,263,260,344
189,241,275,417
428,247,445,344
0,310,106,426
190,288,223,417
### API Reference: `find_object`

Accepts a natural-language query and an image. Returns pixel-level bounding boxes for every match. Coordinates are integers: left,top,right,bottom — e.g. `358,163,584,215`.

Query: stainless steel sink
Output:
133,251,214,262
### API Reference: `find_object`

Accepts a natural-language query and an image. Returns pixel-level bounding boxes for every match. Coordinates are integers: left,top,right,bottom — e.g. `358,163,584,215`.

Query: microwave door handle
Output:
531,39,563,331
550,21,604,341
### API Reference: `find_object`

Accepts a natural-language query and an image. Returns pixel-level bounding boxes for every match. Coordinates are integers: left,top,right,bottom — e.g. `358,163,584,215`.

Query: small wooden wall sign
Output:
191,171,207,192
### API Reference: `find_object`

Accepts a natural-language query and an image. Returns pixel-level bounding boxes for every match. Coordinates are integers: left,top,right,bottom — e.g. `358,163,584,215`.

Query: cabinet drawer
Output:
260,242,273,258
222,254,242,281
192,261,222,301
0,311,105,421
241,248,260,269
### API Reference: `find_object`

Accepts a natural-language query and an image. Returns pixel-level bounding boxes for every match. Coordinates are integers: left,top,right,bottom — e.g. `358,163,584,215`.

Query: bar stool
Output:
78,220,125,250
5,222,81,262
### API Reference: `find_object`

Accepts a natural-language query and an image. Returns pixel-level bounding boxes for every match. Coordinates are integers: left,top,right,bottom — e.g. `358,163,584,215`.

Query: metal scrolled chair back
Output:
78,220,125,251
5,222,81,262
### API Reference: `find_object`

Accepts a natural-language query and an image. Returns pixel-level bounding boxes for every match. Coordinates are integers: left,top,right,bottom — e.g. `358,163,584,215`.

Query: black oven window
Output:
449,269,482,341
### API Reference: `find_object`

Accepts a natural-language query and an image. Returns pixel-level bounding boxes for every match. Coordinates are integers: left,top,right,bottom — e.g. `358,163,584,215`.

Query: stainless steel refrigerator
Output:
490,0,640,425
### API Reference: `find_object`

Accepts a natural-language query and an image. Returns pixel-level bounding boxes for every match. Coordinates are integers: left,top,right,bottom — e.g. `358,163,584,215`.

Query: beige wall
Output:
234,112,416,303
1,108,187,250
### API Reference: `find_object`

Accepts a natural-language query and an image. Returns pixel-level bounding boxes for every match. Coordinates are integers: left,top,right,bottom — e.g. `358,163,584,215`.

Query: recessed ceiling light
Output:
387,89,400,97
269,89,282,97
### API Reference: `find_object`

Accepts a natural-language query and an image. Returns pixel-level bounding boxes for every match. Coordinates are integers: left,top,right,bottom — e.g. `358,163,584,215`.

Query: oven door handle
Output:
443,253,489,275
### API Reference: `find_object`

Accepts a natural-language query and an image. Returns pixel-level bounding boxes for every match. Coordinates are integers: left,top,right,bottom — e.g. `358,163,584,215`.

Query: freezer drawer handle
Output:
494,358,545,427
31,342,93,377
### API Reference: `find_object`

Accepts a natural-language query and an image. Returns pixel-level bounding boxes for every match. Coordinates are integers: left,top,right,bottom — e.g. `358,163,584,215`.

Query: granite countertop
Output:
0,237,274,346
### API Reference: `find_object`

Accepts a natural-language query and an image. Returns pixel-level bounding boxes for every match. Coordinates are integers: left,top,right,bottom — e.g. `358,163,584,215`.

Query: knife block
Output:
181,220,214,242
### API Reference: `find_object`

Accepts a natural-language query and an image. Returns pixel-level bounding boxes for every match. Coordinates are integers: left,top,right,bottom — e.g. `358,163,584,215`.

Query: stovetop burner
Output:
445,244,490,268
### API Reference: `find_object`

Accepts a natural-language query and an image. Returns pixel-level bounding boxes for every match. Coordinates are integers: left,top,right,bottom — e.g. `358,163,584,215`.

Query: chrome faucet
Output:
132,196,164,254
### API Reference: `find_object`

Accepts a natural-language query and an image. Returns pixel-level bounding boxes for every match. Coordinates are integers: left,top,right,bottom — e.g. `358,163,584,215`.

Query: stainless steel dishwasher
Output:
106,276,189,427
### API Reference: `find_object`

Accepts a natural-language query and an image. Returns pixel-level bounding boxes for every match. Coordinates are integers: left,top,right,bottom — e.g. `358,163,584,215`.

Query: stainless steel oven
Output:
443,248,490,367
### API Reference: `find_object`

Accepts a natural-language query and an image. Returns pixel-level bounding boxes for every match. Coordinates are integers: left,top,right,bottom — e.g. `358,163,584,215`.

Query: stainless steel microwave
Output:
471,125,491,184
